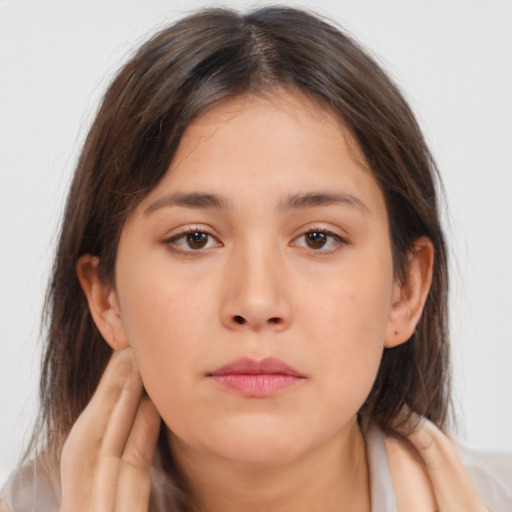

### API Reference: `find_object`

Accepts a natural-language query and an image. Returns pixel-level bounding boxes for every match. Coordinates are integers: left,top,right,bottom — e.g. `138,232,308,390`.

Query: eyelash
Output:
291,228,347,255
163,226,222,254
163,226,348,255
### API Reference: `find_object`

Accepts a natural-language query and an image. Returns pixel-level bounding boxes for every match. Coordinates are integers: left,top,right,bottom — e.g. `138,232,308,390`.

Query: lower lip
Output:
210,374,304,398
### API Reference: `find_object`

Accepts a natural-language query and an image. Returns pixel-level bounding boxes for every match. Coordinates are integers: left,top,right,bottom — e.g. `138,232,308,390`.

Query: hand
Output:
407,418,490,512
59,348,161,512
389,412,490,512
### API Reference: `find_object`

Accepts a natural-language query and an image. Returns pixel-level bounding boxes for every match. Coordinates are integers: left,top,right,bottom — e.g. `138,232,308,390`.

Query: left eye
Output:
165,231,220,252
292,230,345,251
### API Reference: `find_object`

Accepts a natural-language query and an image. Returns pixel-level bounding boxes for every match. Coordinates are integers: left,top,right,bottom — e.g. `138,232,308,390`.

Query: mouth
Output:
207,357,306,398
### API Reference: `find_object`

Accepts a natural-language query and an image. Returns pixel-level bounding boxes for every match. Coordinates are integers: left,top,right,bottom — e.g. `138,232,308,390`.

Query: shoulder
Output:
1,461,60,512
0,493,12,512
385,417,512,512
455,441,512,509
2,456,181,512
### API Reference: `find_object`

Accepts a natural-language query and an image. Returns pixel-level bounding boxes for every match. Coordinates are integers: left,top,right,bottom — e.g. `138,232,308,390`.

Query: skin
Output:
59,349,160,512
74,91,437,512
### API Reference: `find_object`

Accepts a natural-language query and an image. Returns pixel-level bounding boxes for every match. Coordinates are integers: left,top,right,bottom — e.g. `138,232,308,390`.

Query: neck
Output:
168,418,371,512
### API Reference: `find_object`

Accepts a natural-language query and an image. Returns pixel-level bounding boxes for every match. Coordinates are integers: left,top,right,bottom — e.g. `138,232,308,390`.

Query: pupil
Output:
307,231,326,249
187,232,207,249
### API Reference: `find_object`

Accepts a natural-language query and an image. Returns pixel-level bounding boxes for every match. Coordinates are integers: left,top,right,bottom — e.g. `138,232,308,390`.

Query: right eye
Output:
164,230,222,253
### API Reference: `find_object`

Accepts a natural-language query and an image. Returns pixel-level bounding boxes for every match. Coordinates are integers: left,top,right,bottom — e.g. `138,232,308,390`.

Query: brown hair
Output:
30,3,450,491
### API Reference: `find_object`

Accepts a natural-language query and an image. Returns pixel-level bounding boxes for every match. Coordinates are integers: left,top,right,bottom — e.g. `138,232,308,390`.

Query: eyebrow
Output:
144,190,370,215
145,192,232,214
279,192,371,215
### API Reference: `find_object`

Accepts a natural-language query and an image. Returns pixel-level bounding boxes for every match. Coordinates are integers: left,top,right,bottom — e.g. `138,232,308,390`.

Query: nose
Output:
220,243,293,332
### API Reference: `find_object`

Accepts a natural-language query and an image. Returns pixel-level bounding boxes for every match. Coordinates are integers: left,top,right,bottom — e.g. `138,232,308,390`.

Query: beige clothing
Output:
1,421,511,512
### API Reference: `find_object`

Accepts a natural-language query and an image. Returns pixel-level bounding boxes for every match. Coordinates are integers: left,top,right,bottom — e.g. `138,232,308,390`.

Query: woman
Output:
1,6,510,512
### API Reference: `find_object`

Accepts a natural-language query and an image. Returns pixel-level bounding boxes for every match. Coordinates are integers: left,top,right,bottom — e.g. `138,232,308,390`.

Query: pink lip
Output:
208,357,306,398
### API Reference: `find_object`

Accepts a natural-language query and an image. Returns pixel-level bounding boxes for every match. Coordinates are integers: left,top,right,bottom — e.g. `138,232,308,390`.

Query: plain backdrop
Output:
1,0,511,483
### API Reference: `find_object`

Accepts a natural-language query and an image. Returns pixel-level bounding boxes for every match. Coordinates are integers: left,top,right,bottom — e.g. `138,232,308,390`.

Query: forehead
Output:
138,91,386,219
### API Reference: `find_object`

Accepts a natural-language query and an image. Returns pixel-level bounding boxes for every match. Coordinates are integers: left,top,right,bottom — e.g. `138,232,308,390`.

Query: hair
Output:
27,4,450,502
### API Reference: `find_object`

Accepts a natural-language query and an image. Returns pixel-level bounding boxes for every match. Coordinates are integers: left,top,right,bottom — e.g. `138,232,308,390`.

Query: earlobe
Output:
385,237,434,348
76,254,129,351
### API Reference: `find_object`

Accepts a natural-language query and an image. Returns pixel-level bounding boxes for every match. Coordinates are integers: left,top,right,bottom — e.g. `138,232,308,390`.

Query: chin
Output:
168,418,312,467
212,432,305,466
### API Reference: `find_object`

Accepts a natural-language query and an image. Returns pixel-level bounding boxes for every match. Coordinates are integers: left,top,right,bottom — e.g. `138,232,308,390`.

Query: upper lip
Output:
208,357,306,378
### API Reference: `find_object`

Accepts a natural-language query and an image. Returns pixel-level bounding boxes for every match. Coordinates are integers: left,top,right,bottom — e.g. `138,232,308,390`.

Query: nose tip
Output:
220,256,292,332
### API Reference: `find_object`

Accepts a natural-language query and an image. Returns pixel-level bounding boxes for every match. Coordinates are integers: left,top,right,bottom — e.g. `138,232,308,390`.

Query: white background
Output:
1,0,511,483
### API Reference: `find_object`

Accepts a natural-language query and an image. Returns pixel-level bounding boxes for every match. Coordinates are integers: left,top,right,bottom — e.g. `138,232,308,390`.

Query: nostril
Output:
231,315,283,326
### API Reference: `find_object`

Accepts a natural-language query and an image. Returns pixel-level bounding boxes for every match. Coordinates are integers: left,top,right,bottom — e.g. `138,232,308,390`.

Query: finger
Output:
407,419,489,512
69,348,141,448
90,349,146,511
60,348,143,512
99,360,144,458
115,396,161,512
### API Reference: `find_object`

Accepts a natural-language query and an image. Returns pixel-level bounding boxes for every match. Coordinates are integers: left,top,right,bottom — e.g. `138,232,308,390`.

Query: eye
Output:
292,229,346,253
164,229,221,253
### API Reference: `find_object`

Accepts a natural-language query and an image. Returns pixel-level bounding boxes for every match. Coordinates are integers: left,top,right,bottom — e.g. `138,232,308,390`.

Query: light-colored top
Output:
2,420,511,511
367,421,511,511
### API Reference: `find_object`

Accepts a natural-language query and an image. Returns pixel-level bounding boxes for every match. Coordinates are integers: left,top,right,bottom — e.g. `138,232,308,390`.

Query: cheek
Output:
115,268,217,418
300,255,393,408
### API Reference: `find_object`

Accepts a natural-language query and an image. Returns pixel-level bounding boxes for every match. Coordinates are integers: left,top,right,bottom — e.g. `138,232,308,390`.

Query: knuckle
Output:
122,443,151,470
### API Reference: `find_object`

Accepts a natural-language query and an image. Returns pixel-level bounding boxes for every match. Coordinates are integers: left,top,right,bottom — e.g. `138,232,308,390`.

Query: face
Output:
112,91,396,465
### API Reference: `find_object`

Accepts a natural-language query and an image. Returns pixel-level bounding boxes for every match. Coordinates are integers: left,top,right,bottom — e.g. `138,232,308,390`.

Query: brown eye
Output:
186,231,209,249
305,231,327,249
291,229,346,254
164,230,220,254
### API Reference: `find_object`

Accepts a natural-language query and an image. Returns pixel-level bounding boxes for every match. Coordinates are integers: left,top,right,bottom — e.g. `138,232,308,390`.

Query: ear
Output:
76,254,129,351
385,237,434,348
